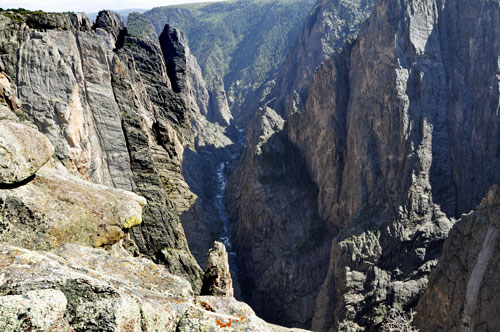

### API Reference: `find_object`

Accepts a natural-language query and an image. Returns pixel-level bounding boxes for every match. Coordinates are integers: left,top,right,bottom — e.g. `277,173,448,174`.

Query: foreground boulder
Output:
0,165,146,250
201,241,234,297
0,120,54,184
0,243,311,332
0,289,71,332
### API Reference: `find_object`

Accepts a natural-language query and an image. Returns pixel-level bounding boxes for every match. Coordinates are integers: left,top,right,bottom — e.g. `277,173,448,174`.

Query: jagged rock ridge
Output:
0,8,226,289
143,0,317,120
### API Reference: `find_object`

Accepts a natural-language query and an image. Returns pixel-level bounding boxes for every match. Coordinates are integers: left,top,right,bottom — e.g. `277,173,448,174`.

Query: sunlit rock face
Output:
0,10,203,289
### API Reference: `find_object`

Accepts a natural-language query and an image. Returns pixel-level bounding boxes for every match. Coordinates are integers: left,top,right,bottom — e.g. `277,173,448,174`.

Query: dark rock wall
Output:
229,0,500,330
227,0,374,328
416,186,500,332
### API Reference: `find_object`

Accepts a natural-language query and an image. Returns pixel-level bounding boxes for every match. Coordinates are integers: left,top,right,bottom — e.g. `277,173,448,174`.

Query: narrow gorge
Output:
1,0,500,331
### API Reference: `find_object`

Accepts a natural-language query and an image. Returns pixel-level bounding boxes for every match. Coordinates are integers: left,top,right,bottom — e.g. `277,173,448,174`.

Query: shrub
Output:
381,308,419,332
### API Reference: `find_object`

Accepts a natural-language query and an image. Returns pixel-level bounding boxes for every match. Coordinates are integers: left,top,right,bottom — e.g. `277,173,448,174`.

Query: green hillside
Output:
144,0,315,116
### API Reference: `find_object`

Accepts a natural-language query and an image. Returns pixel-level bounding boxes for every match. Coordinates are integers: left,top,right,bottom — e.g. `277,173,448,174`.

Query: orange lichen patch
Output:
216,318,231,328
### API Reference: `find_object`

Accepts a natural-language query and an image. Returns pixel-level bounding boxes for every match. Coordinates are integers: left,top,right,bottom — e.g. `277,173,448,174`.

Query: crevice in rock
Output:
0,174,36,189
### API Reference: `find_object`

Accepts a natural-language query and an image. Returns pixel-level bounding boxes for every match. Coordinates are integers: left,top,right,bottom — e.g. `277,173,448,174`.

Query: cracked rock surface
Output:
0,243,310,332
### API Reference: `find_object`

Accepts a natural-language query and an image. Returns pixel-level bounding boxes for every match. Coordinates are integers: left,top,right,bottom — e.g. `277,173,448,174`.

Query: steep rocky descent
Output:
228,105,333,328
0,9,209,289
0,58,308,332
230,0,500,330
124,11,241,268
415,185,500,332
227,0,374,328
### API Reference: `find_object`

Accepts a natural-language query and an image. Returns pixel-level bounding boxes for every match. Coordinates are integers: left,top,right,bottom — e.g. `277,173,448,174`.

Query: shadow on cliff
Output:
179,124,244,275
227,127,335,327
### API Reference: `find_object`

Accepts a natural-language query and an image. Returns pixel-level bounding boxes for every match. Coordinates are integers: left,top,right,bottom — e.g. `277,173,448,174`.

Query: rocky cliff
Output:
0,8,215,289
229,0,500,330
143,0,317,120
415,185,500,332
227,0,374,328
0,10,311,332
269,0,374,117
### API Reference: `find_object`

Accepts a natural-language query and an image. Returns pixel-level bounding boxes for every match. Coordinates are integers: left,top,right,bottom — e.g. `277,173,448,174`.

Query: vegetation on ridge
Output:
144,0,316,114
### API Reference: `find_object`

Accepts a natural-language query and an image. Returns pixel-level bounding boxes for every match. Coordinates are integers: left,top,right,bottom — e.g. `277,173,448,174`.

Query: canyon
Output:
0,0,500,331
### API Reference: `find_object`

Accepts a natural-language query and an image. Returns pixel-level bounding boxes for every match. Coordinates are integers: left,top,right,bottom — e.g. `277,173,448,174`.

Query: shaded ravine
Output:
212,127,246,298
214,161,241,296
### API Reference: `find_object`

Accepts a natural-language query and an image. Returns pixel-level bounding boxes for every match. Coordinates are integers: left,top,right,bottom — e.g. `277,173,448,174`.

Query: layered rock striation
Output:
0,9,212,289
0,61,147,254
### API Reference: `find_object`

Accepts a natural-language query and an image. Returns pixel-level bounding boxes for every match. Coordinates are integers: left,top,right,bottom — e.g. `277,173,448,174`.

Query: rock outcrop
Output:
201,241,234,297
92,10,123,41
0,120,54,184
229,0,500,330
209,76,232,126
0,164,146,250
0,289,71,332
0,9,207,289
0,243,309,332
415,185,500,332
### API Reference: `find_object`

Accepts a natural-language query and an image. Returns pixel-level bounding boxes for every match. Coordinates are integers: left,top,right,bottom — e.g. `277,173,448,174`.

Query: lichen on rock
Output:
0,165,146,250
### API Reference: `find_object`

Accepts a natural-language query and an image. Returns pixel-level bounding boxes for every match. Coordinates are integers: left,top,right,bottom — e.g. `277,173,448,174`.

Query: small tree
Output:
381,308,419,332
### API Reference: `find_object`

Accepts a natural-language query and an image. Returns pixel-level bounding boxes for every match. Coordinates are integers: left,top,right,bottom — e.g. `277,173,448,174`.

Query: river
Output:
212,127,244,297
